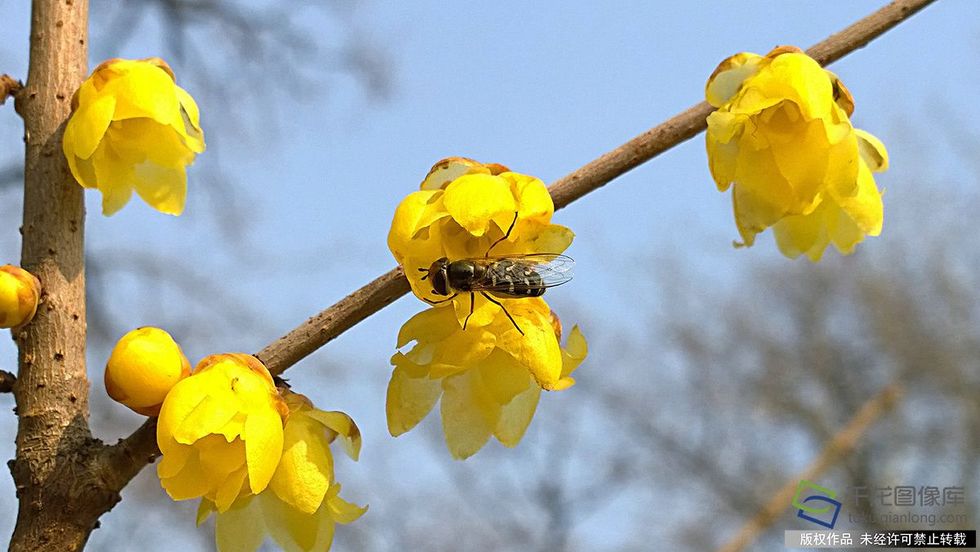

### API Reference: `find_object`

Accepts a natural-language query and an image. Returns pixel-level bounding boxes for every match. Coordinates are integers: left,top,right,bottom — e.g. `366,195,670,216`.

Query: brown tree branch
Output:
0,369,15,393
10,1,93,551
716,384,903,552
1,74,23,105
80,0,933,542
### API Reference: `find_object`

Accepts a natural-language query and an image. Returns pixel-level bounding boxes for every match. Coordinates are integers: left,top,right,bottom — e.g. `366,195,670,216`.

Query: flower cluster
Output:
101,328,364,552
387,157,588,458
705,46,889,261
63,58,205,216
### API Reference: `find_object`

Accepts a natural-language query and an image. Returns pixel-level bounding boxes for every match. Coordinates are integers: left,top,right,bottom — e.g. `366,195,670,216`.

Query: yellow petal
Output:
326,484,368,524
440,370,500,459
305,410,362,461
386,364,442,436
396,305,457,349
66,154,99,189
213,465,248,513
269,415,332,515
560,325,588,377
855,128,888,172
196,498,215,526
133,162,187,216
502,172,553,229
772,205,831,261
104,61,181,124
494,384,540,447
477,349,534,405
63,93,116,160
442,173,516,237
258,491,323,552
215,496,265,552
159,450,212,501
175,86,206,153
705,52,765,107
244,409,285,494
431,324,496,368
157,441,192,478
172,392,239,445
494,302,562,387
519,224,574,256
420,156,492,190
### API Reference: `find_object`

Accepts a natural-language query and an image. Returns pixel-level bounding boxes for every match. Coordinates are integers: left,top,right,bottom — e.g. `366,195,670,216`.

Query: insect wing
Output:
470,254,574,292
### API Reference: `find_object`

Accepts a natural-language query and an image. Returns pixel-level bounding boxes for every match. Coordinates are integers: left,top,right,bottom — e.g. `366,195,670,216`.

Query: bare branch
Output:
1,74,23,105
0,369,14,393
716,384,903,552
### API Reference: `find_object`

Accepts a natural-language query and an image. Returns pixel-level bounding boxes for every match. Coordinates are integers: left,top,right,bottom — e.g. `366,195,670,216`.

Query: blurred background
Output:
0,1,977,550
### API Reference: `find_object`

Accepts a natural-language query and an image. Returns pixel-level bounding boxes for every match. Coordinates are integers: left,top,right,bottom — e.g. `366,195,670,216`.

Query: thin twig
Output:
716,384,903,552
0,370,14,393
0,74,22,105
112,0,934,481
256,0,937,377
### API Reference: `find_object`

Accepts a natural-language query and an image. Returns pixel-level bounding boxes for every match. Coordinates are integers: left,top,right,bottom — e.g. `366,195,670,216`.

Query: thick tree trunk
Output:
9,1,94,550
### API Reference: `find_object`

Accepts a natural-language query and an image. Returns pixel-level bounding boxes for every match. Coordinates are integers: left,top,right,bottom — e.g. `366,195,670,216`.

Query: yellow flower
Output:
389,157,574,328
387,158,586,458
705,46,888,260
0,265,41,329
387,302,587,459
62,57,205,216
198,392,365,552
157,353,288,512
104,327,191,416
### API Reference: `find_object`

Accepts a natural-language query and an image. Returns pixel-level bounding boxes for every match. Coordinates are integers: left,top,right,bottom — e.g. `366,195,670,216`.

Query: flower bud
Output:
0,265,41,329
105,327,191,416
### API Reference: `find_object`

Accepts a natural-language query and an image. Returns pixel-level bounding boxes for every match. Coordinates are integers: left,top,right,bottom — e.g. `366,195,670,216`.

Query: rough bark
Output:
9,1,99,550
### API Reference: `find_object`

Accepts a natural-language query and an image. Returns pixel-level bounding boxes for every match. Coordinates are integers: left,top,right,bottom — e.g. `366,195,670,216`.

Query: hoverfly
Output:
418,213,574,335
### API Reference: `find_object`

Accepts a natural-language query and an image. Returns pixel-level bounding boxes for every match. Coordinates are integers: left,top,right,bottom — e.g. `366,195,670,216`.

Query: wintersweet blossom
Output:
705,46,888,260
199,392,366,552
388,298,587,459
104,327,191,416
62,57,205,216
388,157,574,329
157,353,287,512
0,265,40,329
386,158,587,458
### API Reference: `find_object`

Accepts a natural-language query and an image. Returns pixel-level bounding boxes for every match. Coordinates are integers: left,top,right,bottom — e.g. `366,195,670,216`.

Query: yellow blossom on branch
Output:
389,157,574,328
0,265,41,329
705,46,888,261
156,353,287,512
104,327,191,416
62,57,205,216
387,158,587,458
198,391,366,552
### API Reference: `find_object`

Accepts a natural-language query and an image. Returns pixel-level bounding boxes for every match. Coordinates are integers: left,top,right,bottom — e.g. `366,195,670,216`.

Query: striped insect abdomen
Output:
486,260,546,298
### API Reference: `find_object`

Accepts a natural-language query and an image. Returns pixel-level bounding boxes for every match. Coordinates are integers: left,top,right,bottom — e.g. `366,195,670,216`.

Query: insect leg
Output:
422,293,457,305
480,292,524,336
485,211,519,257
462,292,475,330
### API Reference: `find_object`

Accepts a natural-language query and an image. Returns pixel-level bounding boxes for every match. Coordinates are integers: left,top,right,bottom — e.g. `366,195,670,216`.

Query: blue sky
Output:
0,1,977,549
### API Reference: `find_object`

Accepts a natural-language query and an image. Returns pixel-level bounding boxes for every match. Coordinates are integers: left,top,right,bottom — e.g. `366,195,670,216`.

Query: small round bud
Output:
105,327,191,416
0,265,41,329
